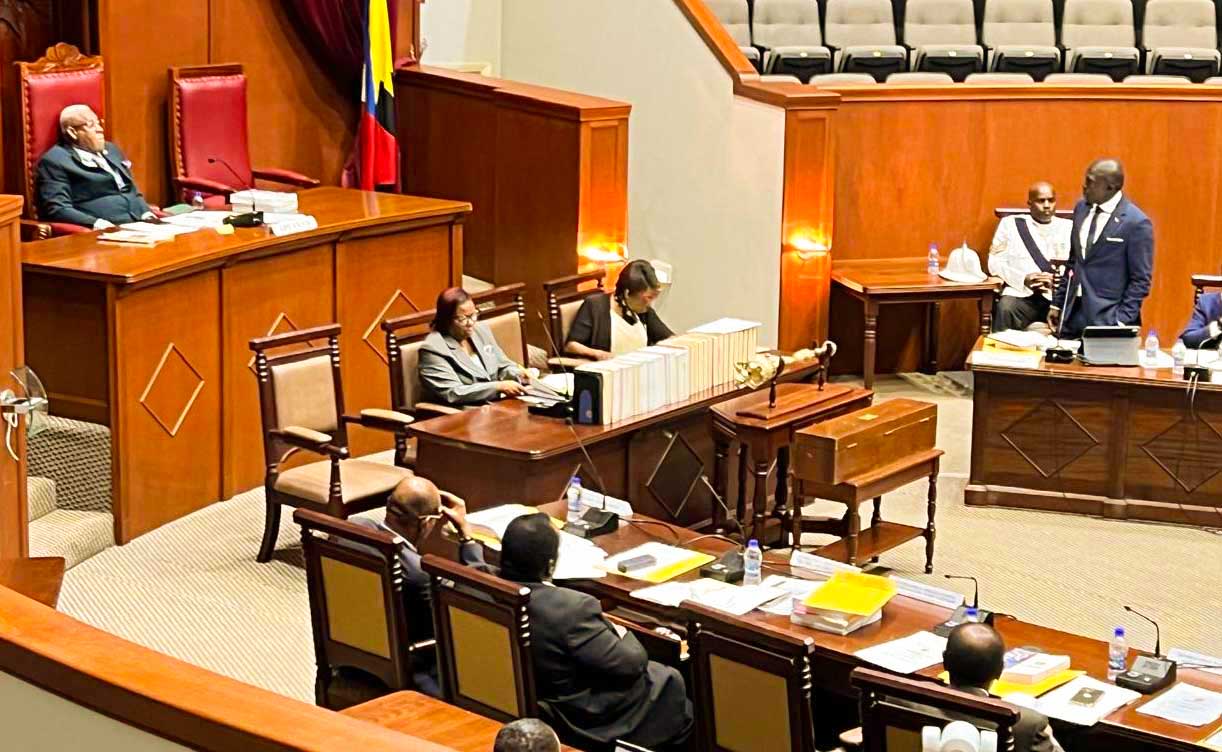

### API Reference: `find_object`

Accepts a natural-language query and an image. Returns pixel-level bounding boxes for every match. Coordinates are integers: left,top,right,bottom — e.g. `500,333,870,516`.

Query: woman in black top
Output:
563,259,674,360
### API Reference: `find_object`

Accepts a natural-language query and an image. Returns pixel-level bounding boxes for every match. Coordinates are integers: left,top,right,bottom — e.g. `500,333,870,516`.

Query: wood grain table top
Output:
832,257,1001,296
342,691,579,751
22,187,472,285
708,382,873,432
0,556,65,608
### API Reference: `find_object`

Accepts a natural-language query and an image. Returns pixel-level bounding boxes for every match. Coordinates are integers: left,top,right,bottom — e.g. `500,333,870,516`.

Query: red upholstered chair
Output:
169,63,320,204
16,43,106,240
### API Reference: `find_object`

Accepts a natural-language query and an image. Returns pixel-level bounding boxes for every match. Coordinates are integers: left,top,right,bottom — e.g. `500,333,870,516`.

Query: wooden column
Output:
0,195,26,558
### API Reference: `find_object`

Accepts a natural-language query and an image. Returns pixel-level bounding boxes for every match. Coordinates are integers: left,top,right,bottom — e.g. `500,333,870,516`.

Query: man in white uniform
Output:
988,181,1072,331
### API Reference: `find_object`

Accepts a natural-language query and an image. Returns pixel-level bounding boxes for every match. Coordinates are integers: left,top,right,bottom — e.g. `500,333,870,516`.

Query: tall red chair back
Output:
17,43,105,220
170,63,253,199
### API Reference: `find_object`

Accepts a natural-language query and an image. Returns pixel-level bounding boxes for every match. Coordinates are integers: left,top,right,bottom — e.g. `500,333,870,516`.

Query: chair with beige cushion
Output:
850,667,1019,751
421,554,539,723
542,269,607,369
754,0,833,82
707,0,762,70
904,0,985,81
1141,0,1219,82
249,324,414,562
685,601,817,752
381,308,464,469
1061,0,1140,81
471,283,548,372
982,0,1060,80
296,508,432,710
824,0,909,80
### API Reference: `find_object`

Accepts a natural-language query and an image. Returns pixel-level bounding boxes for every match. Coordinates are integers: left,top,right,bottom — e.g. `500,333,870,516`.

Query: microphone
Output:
1124,605,1163,657
534,310,574,397
1045,269,1076,363
207,156,252,192
699,475,743,541
944,574,980,608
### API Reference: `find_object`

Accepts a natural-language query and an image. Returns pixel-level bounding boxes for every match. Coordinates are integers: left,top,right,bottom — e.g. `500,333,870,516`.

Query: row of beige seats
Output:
761,71,1222,85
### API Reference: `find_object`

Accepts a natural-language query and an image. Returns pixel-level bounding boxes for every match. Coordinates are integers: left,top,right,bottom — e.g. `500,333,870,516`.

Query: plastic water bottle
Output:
1144,330,1159,363
1108,626,1128,681
743,539,762,586
1171,339,1187,376
566,476,583,523
927,243,940,274
964,606,980,624
191,192,205,211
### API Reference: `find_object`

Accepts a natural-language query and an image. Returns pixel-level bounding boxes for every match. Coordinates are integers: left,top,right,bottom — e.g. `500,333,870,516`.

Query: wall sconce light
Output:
787,232,830,261
579,241,627,264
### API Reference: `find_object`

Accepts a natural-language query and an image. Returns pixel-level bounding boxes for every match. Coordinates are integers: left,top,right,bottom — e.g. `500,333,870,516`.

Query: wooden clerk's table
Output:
530,501,1222,751
411,361,827,527
832,258,1000,388
967,338,1222,528
23,188,470,543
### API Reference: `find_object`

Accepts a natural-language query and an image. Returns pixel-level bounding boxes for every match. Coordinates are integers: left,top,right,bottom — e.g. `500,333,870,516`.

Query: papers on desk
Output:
968,349,1044,370
577,489,633,519
1004,675,1140,726
467,504,538,540
789,549,860,578
890,577,965,610
229,189,298,213
854,631,947,674
97,230,163,246
161,210,234,229
538,372,573,396
1138,349,1175,369
1136,683,1222,727
465,504,606,579
630,577,785,616
119,221,199,238
803,571,897,616
987,330,1058,351
602,542,714,583
758,574,822,616
1203,728,1222,751
631,578,729,608
1168,647,1222,676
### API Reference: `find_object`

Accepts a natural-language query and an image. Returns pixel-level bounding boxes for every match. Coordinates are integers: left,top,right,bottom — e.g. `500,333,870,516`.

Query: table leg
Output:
925,460,939,574
871,495,882,527
712,433,730,531
749,449,771,545
924,302,941,375
846,500,861,567
774,447,791,548
736,444,749,523
978,292,994,335
792,480,805,552
863,299,880,389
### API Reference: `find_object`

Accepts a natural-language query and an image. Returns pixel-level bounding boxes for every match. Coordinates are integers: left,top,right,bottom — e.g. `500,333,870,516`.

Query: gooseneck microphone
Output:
1124,605,1163,657
207,156,252,191
944,574,980,608
1054,268,1076,340
1045,269,1077,363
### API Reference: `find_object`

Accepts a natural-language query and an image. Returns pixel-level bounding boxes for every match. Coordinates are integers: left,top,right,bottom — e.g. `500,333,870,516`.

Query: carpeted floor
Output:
58,378,1222,703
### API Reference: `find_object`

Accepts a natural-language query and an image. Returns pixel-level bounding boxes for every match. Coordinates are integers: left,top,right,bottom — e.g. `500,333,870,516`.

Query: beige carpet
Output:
58,380,1222,703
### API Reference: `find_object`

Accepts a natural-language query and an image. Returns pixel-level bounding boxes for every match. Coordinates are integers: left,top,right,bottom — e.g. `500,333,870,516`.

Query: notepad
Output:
803,571,898,616
602,542,714,583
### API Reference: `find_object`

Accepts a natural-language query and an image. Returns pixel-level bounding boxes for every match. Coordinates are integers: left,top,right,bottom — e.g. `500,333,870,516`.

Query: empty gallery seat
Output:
809,72,881,85
982,0,1060,81
1043,72,1114,83
825,0,908,80
1061,0,1140,81
905,0,985,81
1141,0,1220,83
760,74,803,82
753,0,833,82
964,72,1035,83
886,71,956,83
707,0,762,70
1122,74,1193,84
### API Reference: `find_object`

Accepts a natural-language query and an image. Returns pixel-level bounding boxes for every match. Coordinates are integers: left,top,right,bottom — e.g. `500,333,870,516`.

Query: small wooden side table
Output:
709,383,873,544
0,556,66,608
793,449,943,571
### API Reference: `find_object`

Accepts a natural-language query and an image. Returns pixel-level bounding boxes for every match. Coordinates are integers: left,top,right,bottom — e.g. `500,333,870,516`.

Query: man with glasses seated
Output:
419,286,534,406
348,475,492,696
36,104,155,230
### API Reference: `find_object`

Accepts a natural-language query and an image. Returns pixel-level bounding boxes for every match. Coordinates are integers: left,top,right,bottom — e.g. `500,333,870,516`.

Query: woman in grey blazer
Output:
418,287,531,406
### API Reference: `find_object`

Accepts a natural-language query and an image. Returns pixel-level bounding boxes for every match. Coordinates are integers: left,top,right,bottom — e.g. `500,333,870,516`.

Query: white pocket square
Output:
1105,237,1123,242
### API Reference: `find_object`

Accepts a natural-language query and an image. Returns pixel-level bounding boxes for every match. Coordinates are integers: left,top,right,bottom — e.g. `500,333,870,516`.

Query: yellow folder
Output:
802,571,898,616
937,669,1083,698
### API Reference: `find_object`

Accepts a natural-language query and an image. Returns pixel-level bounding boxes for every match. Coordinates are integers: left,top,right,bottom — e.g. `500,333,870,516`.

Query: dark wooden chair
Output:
471,283,532,368
851,668,1019,752
382,308,462,468
295,508,433,710
249,324,414,562
542,269,607,367
1192,274,1222,306
685,601,817,752
420,554,539,723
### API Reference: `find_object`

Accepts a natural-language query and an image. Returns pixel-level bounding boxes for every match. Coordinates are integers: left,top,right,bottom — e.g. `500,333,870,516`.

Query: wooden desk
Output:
0,557,65,608
708,383,874,544
967,339,1222,528
532,501,1222,750
832,259,999,388
24,188,470,542
342,691,580,752
412,362,824,526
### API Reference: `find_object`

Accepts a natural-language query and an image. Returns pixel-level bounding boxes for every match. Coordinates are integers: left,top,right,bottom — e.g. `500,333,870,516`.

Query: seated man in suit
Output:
1180,291,1222,349
494,718,561,752
418,287,532,406
988,181,1072,332
36,104,154,229
1048,159,1154,339
942,623,1064,752
500,514,693,751
349,475,492,696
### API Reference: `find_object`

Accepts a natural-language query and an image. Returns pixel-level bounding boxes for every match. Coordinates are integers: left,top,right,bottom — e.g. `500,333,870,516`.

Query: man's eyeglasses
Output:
455,312,479,326
73,119,104,131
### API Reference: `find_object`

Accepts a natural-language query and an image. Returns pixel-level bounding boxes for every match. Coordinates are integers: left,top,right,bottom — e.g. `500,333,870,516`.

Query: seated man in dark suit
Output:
349,475,492,697
500,513,693,751
1180,291,1222,349
941,623,1064,752
36,104,154,229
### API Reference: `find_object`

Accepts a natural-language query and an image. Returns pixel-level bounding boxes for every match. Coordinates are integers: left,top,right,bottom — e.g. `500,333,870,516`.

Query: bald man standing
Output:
1048,159,1154,339
988,181,1072,331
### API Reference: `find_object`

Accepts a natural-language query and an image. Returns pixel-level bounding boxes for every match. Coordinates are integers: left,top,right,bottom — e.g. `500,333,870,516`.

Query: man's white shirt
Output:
988,214,1072,299
1079,191,1123,255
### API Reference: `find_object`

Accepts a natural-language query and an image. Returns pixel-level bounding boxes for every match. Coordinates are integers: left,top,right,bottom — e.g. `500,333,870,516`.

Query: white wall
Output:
0,671,191,751
420,0,503,75
498,1,787,343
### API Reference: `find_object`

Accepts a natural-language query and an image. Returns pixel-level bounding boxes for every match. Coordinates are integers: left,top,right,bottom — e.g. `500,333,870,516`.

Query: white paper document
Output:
1135,683,1222,727
1202,728,1222,751
968,350,1044,369
854,631,948,674
552,538,608,581
693,584,787,616
789,550,860,578
467,504,537,540
759,574,822,616
1005,675,1140,726
1168,648,1222,677
630,578,731,608
890,577,965,610
161,210,234,228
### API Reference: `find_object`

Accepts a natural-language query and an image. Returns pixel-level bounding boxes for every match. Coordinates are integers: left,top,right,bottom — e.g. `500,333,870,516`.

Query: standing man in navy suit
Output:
1047,159,1154,339
1180,293,1222,348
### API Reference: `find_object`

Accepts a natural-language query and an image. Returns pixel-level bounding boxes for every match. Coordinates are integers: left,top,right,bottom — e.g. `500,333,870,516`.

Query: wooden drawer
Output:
793,399,937,484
